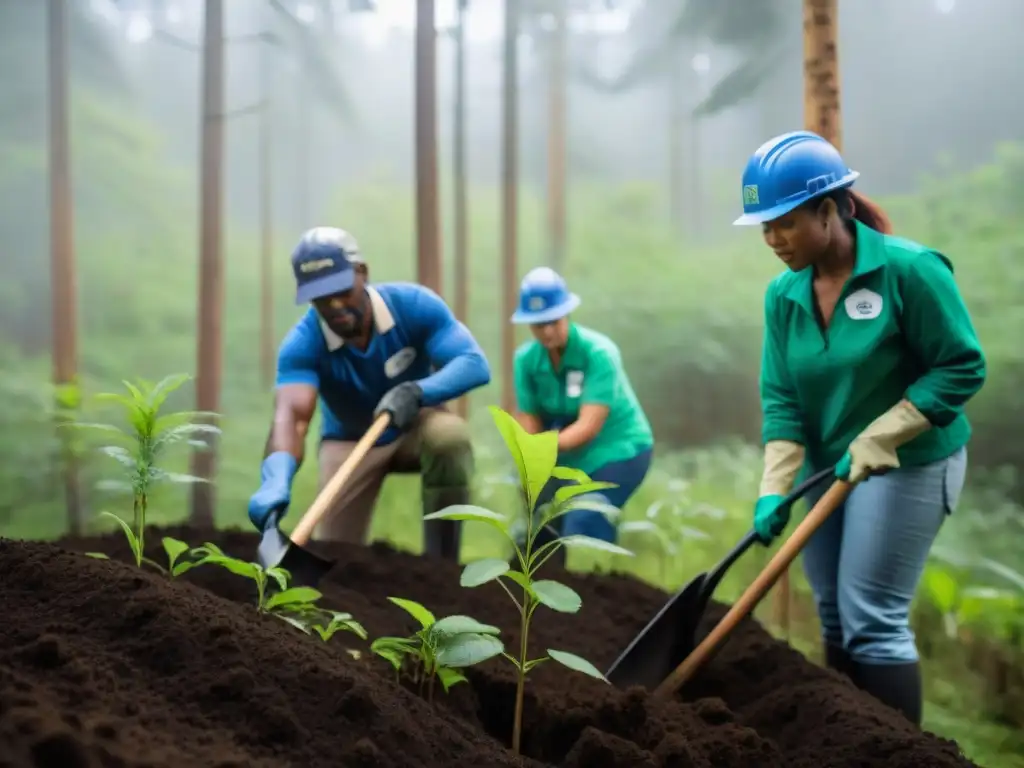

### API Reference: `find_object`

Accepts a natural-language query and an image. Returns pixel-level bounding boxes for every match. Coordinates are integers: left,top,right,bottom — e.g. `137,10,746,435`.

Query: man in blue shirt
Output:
247,226,492,562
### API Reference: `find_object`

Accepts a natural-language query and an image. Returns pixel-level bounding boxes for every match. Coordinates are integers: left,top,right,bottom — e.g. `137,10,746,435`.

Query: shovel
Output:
256,412,392,587
652,476,854,699
605,465,838,689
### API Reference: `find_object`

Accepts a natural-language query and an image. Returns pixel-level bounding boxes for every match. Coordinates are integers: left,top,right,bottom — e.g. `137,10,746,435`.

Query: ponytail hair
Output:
807,188,894,235
847,190,893,234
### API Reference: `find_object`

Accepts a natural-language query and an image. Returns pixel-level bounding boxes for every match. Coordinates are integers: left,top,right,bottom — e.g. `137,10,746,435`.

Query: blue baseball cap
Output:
290,227,363,305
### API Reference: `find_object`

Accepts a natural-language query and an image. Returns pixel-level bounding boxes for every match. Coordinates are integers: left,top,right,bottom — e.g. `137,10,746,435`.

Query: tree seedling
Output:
66,373,220,570
370,597,504,701
189,542,367,639
423,405,635,754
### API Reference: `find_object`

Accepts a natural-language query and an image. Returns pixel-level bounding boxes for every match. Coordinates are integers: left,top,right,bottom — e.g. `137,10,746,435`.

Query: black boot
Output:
825,644,853,679
850,660,923,726
422,487,464,562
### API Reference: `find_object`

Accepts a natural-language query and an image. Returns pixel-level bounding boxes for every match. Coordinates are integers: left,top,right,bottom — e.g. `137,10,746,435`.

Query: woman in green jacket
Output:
735,130,986,725
510,267,654,564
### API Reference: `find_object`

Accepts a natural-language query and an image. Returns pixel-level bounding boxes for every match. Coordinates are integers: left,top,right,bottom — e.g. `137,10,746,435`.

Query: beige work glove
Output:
754,440,806,543
838,399,932,484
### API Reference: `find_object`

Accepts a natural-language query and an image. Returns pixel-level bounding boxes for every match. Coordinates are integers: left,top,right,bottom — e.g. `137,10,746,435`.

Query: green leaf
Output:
550,466,593,483
435,633,505,668
551,481,619,506
546,649,609,682
436,666,468,692
162,536,190,569
388,597,436,628
205,555,260,580
85,551,109,560
532,579,582,613
267,586,322,611
266,567,291,591
275,614,312,634
430,615,501,637
373,648,406,671
422,504,508,527
316,613,368,641
488,405,557,511
171,561,196,578
100,511,141,564
558,535,634,557
460,558,510,587
552,497,623,524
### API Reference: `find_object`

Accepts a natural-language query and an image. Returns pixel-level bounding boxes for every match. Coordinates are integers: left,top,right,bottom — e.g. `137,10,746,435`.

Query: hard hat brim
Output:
510,293,581,324
733,171,860,226
295,267,356,305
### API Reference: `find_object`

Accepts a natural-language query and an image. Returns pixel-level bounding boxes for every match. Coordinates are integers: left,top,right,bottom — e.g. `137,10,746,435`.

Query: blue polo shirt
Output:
275,282,491,445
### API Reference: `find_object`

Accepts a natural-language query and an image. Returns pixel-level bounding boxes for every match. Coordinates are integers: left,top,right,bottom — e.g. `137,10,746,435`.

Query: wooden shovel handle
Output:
290,412,392,546
653,478,853,699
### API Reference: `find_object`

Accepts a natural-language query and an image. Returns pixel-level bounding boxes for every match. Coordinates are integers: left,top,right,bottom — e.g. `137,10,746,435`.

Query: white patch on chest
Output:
566,369,584,398
844,288,883,320
384,347,417,378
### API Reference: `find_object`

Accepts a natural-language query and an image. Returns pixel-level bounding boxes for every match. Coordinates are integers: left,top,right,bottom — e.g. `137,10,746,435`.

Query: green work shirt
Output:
514,323,654,474
760,219,986,470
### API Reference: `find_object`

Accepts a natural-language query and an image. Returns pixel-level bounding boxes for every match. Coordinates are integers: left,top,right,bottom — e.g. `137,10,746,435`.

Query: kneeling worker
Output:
247,226,492,562
511,267,654,565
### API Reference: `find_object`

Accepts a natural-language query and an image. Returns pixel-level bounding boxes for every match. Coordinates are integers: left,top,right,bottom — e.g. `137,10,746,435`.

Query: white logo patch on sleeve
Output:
844,288,883,320
384,347,417,378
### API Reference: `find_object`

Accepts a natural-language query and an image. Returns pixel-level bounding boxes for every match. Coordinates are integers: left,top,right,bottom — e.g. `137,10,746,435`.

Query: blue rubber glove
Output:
753,494,791,544
248,451,299,531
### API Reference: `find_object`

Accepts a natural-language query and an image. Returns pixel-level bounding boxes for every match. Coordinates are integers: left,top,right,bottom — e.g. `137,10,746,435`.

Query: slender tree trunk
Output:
48,0,82,536
773,0,841,637
259,25,274,388
452,0,469,418
415,0,442,295
501,0,520,414
189,0,226,528
546,0,567,271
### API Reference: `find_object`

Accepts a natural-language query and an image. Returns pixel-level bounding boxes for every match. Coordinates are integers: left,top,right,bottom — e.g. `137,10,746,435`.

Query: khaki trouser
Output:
312,407,473,544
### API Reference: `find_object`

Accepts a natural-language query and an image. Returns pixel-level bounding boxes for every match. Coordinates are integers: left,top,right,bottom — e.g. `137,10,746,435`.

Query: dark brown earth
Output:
0,525,978,767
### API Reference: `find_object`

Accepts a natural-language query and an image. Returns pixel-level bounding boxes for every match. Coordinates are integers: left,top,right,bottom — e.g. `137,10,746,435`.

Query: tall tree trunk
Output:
48,0,82,536
546,0,567,272
259,24,275,388
189,0,226,528
774,0,840,638
452,0,469,418
415,0,442,296
501,0,520,414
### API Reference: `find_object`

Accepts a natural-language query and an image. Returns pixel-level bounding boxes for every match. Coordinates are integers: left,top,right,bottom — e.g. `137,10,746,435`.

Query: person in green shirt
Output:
510,267,654,565
735,130,986,726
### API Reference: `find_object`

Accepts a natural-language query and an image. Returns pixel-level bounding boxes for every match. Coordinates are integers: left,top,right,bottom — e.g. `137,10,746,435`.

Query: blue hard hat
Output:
510,267,580,324
733,130,859,226
290,226,363,304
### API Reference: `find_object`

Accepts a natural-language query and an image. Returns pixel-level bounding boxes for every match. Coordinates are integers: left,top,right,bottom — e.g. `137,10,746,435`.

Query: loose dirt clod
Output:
0,526,978,767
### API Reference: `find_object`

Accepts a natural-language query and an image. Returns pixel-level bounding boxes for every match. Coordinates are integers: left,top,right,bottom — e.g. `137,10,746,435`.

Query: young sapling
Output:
66,373,220,570
423,405,635,754
370,597,504,701
189,542,367,639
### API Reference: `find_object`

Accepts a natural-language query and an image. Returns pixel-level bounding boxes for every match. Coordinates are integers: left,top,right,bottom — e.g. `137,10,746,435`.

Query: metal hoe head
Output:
257,511,335,589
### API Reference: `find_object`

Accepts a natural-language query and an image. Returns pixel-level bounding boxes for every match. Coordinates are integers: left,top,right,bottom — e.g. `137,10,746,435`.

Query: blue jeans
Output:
800,446,967,664
535,447,653,543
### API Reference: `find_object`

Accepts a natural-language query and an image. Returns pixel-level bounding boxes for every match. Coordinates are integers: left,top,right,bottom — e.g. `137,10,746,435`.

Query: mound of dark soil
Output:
0,525,978,768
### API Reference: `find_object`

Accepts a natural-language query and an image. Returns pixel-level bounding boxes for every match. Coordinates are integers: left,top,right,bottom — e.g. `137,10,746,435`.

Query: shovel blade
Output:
605,575,707,689
257,520,334,588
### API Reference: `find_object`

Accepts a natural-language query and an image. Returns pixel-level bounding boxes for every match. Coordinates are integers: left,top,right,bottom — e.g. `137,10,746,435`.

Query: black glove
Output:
374,381,423,431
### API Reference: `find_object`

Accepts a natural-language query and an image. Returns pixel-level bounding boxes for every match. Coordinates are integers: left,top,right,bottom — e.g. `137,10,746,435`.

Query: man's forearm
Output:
557,421,595,452
264,414,308,462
